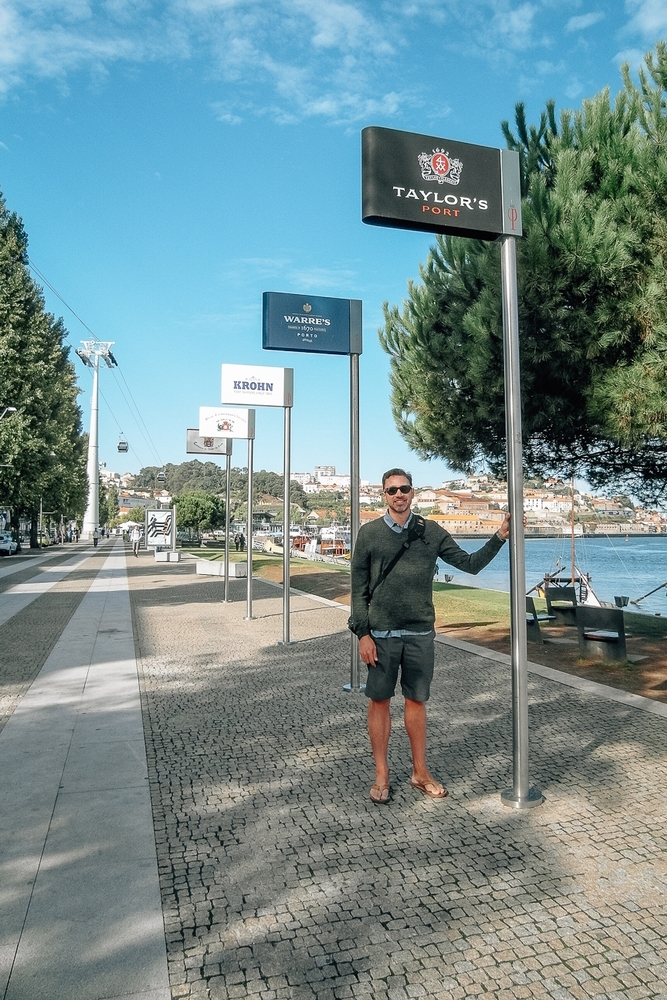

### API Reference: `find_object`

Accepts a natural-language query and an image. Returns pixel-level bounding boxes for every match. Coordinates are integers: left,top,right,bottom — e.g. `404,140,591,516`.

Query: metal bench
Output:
526,597,556,644
545,585,577,626
575,605,627,662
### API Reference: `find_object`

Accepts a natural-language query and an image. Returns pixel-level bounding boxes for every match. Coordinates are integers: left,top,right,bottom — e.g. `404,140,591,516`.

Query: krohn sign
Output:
362,126,522,241
221,364,293,408
262,292,362,356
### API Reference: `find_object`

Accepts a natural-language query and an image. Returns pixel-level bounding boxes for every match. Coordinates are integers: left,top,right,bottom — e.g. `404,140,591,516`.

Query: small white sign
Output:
199,407,256,440
145,509,173,547
221,364,294,408
186,429,233,456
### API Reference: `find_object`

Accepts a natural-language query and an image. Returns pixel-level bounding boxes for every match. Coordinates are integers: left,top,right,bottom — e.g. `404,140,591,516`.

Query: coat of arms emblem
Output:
418,149,463,186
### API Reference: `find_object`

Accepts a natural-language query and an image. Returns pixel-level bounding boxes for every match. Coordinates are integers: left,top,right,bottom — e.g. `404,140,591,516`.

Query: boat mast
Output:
570,476,576,586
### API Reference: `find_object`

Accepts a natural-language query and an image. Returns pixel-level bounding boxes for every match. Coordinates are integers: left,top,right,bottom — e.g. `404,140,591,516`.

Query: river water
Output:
437,535,667,616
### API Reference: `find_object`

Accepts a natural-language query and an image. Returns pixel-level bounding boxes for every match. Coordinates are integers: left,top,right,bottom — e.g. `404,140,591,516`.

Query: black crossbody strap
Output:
368,515,426,602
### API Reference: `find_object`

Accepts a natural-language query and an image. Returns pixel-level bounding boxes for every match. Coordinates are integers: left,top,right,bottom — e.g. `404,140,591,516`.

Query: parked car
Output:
0,532,18,555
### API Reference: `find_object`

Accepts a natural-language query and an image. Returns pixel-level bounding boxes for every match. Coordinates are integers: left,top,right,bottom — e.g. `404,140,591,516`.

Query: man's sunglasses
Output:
384,485,412,495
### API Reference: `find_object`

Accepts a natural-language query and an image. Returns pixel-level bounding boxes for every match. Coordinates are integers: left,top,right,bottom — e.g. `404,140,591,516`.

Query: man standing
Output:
350,468,510,805
130,524,142,557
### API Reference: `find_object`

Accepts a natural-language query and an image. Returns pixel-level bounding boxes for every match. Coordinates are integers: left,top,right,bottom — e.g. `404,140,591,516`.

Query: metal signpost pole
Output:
224,448,231,602
344,351,362,692
361,128,542,809
499,235,542,810
245,437,254,620
282,405,292,644
172,505,177,553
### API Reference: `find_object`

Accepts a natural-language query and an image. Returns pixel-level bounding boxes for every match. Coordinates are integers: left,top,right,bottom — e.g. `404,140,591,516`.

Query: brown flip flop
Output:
369,783,392,804
410,778,448,799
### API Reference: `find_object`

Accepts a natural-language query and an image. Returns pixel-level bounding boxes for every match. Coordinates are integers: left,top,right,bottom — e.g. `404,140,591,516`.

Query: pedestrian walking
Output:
130,525,142,557
92,528,99,548
234,533,240,551
349,468,511,805
238,533,245,552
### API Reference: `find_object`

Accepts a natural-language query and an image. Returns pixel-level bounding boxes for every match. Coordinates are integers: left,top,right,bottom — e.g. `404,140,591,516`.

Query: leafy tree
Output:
0,192,87,543
174,490,225,538
132,462,307,508
380,43,667,503
106,486,120,525
99,483,109,528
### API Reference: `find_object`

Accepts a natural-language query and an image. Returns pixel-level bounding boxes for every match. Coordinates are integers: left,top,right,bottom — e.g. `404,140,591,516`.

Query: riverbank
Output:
185,549,667,705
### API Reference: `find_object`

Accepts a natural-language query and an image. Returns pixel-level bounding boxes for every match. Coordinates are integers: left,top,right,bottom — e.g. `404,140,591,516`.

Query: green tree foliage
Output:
133,462,307,507
380,43,667,503
106,486,120,525
0,192,87,538
174,490,225,537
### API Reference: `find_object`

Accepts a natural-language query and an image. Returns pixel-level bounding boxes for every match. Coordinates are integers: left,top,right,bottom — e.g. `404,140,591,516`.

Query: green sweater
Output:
350,517,505,638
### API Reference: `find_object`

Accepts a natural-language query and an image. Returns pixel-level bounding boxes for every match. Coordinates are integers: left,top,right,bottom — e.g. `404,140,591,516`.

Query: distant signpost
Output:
262,292,363,683
186,429,233,457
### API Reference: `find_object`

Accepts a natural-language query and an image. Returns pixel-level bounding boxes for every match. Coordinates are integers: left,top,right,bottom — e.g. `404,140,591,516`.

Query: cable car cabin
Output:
117,439,129,453
156,471,166,483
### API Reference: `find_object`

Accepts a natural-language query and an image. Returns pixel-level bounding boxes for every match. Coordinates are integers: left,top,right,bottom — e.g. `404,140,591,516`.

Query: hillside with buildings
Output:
101,464,666,536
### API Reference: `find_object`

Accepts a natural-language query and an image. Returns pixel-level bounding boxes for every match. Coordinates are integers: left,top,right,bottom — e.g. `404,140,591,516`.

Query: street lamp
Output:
0,406,17,421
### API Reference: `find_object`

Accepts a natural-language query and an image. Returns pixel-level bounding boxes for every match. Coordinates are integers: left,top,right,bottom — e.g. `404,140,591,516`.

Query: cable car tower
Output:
76,341,117,539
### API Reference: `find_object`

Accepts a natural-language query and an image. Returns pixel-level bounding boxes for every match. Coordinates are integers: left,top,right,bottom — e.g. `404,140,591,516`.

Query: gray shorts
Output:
365,632,435,703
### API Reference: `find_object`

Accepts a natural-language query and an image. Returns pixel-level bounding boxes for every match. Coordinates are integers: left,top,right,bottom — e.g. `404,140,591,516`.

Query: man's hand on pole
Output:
498,512,527,540
359,634,378,666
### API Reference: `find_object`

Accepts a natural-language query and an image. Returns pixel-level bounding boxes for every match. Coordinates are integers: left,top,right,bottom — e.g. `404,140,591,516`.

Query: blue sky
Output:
1,0,665,486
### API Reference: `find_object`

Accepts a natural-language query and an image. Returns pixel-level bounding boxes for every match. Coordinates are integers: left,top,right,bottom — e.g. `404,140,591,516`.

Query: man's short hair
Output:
382,468,413,489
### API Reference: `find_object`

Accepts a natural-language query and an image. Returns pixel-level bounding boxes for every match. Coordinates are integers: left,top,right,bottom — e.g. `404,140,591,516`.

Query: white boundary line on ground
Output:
0,546,80,581
0,547,99,629
435,633,667,720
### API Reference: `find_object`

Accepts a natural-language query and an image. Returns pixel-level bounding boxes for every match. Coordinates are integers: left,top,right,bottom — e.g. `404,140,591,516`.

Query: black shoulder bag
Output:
347,515,427,636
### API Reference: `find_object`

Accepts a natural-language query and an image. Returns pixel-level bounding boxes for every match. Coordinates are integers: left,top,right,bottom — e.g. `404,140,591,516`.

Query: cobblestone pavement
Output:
0,543,112,733
127,553,667,1000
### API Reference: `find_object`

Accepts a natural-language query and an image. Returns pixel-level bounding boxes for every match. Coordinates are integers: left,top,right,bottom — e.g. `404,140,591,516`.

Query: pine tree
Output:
380,43,667,502
0,191,87,541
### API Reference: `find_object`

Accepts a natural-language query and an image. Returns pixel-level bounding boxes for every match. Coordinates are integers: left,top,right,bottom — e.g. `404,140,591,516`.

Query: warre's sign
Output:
221,364,293,408
198,407,256,439
362,126,522,241
262,292,362,356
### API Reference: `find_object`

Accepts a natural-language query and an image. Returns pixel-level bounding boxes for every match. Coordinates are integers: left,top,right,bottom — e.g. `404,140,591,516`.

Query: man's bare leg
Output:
368,698,391,800
404,698,446,797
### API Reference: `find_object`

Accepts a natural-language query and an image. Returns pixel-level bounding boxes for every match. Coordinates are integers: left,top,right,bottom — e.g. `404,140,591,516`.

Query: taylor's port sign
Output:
362,126,521,241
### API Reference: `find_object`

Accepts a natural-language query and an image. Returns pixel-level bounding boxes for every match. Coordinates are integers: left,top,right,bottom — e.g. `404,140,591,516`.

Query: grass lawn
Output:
180,545,667,701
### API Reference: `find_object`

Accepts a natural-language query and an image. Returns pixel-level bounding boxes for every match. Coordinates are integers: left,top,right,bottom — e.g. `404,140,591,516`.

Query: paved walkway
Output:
2,543,667,999
0,540,169,1000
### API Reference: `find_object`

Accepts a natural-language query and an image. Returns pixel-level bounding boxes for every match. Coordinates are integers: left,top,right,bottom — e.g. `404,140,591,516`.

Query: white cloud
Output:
288,0,394,55
211,103,243,124
0,0,596,123
566,12,605,32
614,45,649,70
288,265,357,291
624,0,667,39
